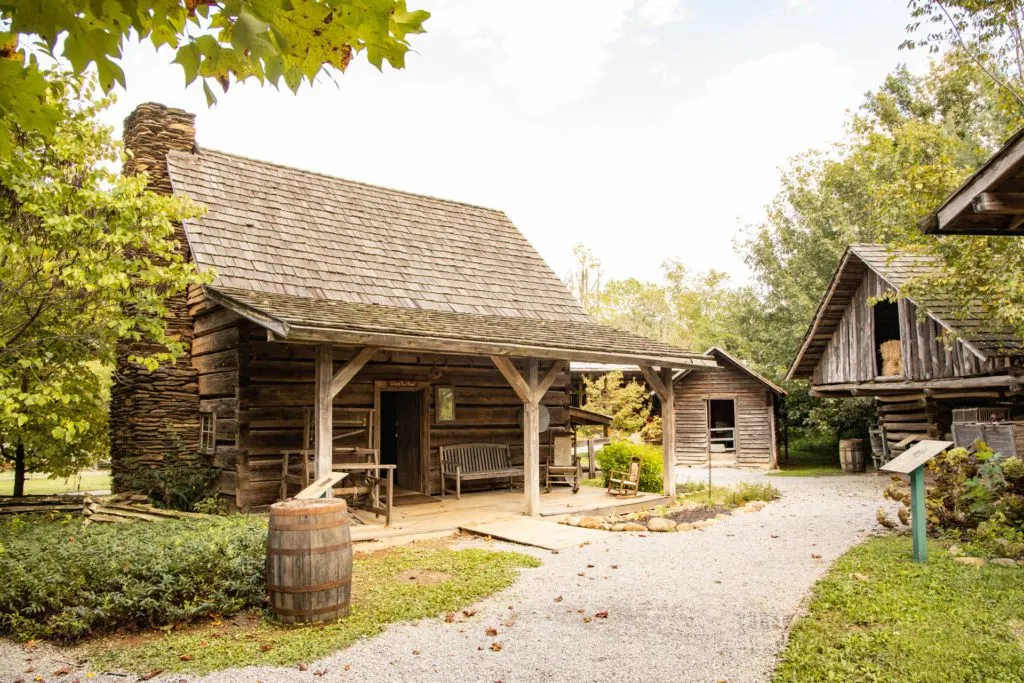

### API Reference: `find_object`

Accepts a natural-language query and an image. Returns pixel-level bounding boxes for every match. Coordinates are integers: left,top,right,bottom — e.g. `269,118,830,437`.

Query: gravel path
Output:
0,471,896,683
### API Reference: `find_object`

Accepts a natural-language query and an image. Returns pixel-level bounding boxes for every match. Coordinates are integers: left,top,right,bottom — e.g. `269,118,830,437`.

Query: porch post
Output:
314,345,334,479
523,359,541,516
661,367,676,498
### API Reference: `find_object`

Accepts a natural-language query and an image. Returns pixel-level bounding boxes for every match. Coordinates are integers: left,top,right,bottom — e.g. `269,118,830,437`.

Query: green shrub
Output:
0,515,267,641
966,518,1024,559
723,481,781,507
596,441,663,493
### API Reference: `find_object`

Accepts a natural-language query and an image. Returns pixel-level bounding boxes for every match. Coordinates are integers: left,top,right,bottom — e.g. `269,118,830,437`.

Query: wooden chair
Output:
545,446,581,493
607,456,641,496
280,450,316,500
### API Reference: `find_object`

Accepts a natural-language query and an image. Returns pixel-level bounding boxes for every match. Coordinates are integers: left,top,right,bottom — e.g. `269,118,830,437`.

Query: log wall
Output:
812,270,993,385
673,364,778,468
192,315,571,510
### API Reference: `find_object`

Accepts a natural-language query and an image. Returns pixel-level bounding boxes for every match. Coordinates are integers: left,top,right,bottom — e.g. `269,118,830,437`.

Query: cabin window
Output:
873,300,903,377
199,411,217,454
434,385,456,423
707,399,737,452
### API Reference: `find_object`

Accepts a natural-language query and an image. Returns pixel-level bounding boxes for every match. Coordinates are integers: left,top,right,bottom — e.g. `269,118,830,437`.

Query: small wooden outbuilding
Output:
109,103,716,513
673,348,786,468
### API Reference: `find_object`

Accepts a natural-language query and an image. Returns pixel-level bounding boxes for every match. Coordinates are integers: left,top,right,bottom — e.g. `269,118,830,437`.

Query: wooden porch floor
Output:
348,486,668,551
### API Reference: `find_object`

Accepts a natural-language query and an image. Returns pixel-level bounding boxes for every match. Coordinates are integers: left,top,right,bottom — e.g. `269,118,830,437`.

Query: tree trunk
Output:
12,440,26,498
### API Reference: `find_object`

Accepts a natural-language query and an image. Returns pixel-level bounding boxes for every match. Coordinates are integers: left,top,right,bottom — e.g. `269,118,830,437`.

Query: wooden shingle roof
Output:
788,243,1023,380
167,148,714,368
168,149,588,321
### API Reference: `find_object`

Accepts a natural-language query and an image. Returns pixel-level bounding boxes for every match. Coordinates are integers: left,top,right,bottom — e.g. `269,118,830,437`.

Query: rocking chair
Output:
545,446,581,493
607,456,641,496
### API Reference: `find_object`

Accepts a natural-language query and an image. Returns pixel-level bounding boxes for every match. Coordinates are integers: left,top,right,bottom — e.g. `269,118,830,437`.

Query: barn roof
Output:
788,243,1023,380
168,149,715,368
920,127,1024,235
675,347,786,396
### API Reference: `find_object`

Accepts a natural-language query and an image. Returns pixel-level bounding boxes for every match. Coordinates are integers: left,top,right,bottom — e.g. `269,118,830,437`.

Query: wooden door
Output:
393,391,422,490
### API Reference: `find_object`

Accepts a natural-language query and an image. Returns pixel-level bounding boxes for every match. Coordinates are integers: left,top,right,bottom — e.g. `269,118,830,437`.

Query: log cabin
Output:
674,348,786,468
788,243,1024,454
110,103,717,513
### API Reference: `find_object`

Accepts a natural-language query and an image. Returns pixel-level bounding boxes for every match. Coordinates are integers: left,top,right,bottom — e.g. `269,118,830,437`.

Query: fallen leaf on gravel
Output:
811,553,822,559
577,609,585,613
611,565,619,569
504,620,515,628
551,550,559,554
179,654,193,662
23,667,34,674
444,613,456,623
315,668,330,676
485,627,498,636
579,541,590,547
463,609,478,617
554,595,563,602
771,535,779,539
23,641,37,651
583,617,592,623
594,610,609,619
298,664,308,671
52,665,70,676
478,646,484,651
412,650,421,656
490,643,502,652
577,572,585,577
139,669,163,681
586,564,594,568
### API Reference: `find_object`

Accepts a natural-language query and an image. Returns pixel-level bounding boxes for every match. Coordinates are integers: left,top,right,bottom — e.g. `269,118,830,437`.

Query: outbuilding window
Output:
199,411,217,454
874,300,902,377
708,399,737,452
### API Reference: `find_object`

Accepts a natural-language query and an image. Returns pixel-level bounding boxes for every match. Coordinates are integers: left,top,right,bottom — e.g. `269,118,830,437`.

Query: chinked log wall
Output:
813,269,998,386
673,364,775,468
188,301,570,510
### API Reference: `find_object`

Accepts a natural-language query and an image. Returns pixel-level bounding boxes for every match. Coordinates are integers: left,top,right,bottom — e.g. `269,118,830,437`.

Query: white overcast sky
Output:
101,0,924,285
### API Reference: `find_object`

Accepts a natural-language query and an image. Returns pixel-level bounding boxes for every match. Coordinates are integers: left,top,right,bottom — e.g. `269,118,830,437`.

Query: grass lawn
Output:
0,471,110,496
769,443,843,477
774,535,1024,682
88,545,540,675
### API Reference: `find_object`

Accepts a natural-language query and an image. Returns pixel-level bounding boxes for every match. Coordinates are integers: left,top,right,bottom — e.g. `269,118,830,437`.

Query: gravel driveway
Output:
0,470,895,683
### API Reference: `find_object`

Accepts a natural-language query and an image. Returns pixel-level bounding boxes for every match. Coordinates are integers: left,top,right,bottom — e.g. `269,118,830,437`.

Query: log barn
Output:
674,348,786,468
788,243,1024,454
110,103,717,513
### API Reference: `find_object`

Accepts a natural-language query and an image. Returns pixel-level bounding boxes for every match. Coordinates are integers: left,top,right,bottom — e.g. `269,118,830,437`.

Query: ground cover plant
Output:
774,535,1024,681
0,515,267,641
88,546,540,675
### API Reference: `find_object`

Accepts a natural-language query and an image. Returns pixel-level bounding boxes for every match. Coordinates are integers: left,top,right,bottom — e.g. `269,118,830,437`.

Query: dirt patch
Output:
1010,620,1024,650
397,569,453,585
663,505,730,525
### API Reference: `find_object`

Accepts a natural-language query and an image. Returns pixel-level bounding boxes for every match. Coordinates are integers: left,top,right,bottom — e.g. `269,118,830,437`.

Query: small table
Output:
332,462,395,527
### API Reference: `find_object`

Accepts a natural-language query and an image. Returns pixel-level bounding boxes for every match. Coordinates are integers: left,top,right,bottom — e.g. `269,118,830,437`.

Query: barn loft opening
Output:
707,399,737,452
873,300,902,377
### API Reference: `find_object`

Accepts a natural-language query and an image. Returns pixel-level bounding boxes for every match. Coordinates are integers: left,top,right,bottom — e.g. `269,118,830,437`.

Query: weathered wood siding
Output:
813,270,992,385
673,364,777,468
193,315,570,509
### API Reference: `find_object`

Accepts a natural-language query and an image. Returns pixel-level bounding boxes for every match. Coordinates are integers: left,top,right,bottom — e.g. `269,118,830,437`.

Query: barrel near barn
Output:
267,498,352,624
839,439,866,473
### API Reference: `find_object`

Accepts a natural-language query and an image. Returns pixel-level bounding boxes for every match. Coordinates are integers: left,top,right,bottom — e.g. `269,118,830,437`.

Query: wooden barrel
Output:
839,439,865,473
267,498,352,624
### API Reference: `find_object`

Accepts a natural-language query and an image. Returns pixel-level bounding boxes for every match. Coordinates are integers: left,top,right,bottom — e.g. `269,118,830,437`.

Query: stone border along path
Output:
0,470,899,683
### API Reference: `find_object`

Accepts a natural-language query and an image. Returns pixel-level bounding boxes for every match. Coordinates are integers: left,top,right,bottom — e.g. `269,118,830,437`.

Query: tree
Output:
565,244,603,314
0,0,430,157
0,71,204,496
582,371,651,436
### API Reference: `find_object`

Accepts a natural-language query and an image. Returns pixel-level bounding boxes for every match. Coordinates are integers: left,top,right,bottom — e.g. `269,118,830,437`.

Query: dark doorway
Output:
380,391,422,491
874,300,902,377
708,399,737,452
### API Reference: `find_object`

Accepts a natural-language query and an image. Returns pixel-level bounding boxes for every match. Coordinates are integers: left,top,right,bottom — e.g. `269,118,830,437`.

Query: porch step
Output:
538,494,670,519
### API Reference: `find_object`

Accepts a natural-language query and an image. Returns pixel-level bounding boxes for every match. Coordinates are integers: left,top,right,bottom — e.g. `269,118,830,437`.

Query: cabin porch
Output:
346,484,669,550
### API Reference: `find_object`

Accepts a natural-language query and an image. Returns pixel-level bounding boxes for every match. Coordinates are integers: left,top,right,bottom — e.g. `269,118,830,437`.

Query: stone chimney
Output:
110,103,203,499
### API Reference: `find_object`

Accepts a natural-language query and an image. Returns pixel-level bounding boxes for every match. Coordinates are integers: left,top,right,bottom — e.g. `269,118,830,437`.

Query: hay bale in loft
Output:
880,339,902,377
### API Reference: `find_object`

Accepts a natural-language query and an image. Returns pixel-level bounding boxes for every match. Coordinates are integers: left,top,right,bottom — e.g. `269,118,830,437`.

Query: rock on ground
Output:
0,470,897,683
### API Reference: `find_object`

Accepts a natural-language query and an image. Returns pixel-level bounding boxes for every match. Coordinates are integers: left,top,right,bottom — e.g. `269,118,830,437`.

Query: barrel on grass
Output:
267,498,352,624
839,439,865,473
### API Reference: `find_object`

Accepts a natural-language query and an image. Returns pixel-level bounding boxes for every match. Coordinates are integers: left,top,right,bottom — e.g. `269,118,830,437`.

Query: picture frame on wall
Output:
435,385,456,423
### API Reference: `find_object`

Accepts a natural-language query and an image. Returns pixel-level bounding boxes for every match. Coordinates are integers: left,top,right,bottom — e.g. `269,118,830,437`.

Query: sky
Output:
101,0,926,286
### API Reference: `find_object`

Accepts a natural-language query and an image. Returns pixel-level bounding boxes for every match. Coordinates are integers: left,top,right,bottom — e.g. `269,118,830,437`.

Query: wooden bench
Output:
440,443,523,499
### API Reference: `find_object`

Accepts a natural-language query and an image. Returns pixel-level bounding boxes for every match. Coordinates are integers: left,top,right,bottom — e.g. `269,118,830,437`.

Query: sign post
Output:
880,440,953,563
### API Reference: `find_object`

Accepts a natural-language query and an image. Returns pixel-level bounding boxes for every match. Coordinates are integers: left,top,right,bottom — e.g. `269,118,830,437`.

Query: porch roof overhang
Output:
809,372,1024,398
568,406,614,426
206,286,718,369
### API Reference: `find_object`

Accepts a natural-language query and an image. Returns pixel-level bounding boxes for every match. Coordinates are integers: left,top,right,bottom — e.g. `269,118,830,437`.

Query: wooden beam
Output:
639,365,670,401
490,356,533,403
936,135,1024,230
534,360,568,401
972,192,1024,215
523,359,541,516
660,366,676,498
812,374,1018,395
314,345,334,479
329,346,376,397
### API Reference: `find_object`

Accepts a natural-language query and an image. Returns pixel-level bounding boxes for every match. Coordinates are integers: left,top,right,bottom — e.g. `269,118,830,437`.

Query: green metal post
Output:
910,467,927,563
